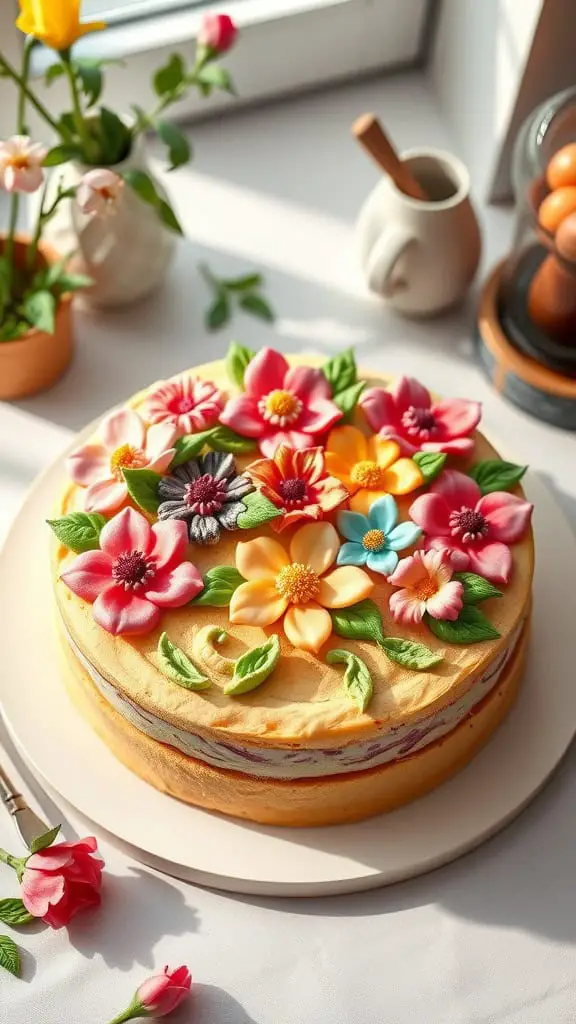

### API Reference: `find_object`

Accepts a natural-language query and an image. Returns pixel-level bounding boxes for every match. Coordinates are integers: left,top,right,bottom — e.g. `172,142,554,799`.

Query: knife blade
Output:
0,759,51,850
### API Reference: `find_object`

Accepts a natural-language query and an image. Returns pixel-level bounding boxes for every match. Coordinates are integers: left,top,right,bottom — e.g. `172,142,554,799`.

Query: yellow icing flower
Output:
229,522,373,653
324,425,424,516
16,0,106,51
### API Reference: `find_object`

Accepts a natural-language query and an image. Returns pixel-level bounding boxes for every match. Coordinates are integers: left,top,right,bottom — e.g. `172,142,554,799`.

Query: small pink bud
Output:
197,13,237,53
136,965,192,1016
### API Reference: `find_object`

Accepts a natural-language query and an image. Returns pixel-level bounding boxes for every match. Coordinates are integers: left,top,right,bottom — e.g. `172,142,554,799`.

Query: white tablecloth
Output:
3,73,576,1023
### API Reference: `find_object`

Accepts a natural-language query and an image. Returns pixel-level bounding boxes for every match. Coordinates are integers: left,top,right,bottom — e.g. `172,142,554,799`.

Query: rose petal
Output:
409,493,453,536
283,602,332,652
430,469,481,509
84,478,128,514
477,492,533,544
219,395,264,437
290,521,339,575
467,541,513,584
432,398,481,440
317,565,374,608
284,365,331,402
100,408,145,451
229,580,288,626
244,347,289,397
93,587,161,635
60,551,113,602
66,444,110,486
99,507,153,559
21,868,65,917
236,536,289,581
143,562,203,606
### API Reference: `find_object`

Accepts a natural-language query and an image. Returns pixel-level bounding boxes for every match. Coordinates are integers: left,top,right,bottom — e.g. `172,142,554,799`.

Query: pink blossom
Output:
77,168,124,216
60,507,203,635
66,407,177,515
136,965,192,1016
220,347,343,457
388,549,464,625
21,837,103,929
198,13,237,53
409,469,533,584
0,135,47,194
360,376,481,456
144,375,224,438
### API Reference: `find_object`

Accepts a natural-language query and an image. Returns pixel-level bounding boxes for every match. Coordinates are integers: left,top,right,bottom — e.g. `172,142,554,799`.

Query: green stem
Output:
26,179,49,272
132,53,204,141
0,848,23,872
61,53,97,163
105,1005,142,1024
5,39,34,283
0,55,62,137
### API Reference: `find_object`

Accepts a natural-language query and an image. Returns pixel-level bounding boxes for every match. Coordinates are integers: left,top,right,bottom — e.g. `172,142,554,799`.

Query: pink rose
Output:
136,965,192,1016
0,135,47,194
198,12,237,53
21,837,104,929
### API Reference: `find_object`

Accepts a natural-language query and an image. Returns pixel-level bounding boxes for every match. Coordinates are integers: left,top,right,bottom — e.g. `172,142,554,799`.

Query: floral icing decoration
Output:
170,425,256,468
388,550,464,626
66,407,177,514
220,346,343,457
360,376,481,456
157,632,210,691
247,444,349,532
409,469,533,584
60,507,203,636
192,625,235,677
426,604,500,644
191,566,245,607
328,598,442,669
324,424,424,516
325,648,373,711
143,374,225,437
48,511,106,553
319,347,366,418
157,451,253,545
467,459,527,495
229,521,374,653
224,634,281,695
226,341,256,389
337,494,421,576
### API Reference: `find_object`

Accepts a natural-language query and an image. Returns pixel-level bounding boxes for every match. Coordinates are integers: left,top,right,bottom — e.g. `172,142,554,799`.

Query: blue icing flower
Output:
336,494,421,576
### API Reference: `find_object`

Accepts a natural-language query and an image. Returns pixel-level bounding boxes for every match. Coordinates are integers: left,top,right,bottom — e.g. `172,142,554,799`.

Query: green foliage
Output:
97,107,132,164
23,290,56,333
200,262,275,332
156,119,191,170
238,293,275,322
154,53,185,97
76,61,103,107
43,144,82,166
195,64,236,95
122,169,183,235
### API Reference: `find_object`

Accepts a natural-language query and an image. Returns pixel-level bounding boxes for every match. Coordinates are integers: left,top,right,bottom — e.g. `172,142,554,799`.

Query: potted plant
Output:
0,4,238,308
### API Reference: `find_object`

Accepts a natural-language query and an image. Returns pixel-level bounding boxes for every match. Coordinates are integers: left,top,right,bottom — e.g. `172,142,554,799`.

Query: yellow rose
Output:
16,0,106,52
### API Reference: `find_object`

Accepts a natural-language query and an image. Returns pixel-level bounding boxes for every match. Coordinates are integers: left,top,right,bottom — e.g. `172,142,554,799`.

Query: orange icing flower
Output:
229,522,373,652
247,445,349,532
324,425,424,516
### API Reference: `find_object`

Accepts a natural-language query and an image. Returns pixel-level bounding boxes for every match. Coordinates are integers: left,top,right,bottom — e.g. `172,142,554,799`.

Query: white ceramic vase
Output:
38,131,176,309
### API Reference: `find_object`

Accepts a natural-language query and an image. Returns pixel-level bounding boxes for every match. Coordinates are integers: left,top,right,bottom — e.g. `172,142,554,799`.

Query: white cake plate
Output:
0,432,574,897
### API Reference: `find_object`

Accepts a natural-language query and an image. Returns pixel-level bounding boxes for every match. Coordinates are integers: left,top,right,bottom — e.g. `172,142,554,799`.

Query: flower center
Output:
169,395,196,414
8,154,31,169
183,474,228,515
350,460,387,489
258,389,302,427
278,477,308,505
110,443,148,480
276,562,320,604
414,574,439,601
112,549,156,590
362,528,386,552
401,405,437,439
449,506,489,544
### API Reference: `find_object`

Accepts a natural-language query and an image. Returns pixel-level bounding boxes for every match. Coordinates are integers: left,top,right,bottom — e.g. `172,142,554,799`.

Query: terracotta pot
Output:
0,235,73,401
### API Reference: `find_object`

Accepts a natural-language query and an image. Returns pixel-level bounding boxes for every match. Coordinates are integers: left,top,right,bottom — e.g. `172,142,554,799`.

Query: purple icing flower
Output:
157,451,253,545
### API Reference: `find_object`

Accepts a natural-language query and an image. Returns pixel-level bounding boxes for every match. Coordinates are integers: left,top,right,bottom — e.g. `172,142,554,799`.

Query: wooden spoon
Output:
352,113,427,201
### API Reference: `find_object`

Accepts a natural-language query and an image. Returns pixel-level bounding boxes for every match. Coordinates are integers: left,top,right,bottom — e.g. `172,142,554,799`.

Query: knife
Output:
0,760,51,850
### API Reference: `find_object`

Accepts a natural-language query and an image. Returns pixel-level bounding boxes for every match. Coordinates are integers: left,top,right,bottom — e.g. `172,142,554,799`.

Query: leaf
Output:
413,451,447,485
98,107,131,164
330,599,386,646
238,293,275,323
380,638,442,671
154,53,185,97
55,272,94,293
157,632,210,690
0,900,33,927
237,491,282,529
206,292,230,331
191,566,245,607
76,61,103,107
426,605,500,644
208,426,257,454
196,63,235,94
0,318,29,342
43,144,82,166
47,512,106,553
45,63,65,86
467,459,527,495
332,380,366,420
322,348,357,394
123,168,158,206
170,429,215,467
0,935,21,978
29,824,61,854
24,290,56,333
158,199,183,235
223,273,263,293
453,572,503,604
57,112,77,136
326,648,373,711
122,468,162,514
225,634,280,695
156,119,191,170
225,341,256,389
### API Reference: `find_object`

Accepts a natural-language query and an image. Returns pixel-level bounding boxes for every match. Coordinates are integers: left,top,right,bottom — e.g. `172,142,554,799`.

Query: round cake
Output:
50,346,534,826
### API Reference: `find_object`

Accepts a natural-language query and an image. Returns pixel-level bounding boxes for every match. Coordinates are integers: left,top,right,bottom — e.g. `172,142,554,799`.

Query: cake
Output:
50,345,534,827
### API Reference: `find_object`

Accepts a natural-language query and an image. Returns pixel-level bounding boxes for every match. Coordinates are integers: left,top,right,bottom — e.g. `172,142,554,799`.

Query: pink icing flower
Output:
220,347,343,457
360,376,481,456
21,837,103,929
388,549,464,626
76,168,124,216
0,135,47,193
135,965,192,1016
60,507,203,635
409,469,533,584
67,407,177,515
144,375,224,438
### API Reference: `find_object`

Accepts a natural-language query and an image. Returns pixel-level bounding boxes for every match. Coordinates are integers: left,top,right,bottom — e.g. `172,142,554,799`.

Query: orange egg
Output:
556,212,576,261
538,186,576,233
547,143,576,190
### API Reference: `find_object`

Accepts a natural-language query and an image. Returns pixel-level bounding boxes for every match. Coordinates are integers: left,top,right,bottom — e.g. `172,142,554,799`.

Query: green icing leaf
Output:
332,380,365,420
170,429,215,467
326,648,373,711
157,632,210,690
0,935,21,978
122,468,162,514
330,599,385,646
47,512,106,553
224,634,280,695
426,605,500,644
322,348,357,393
380,638,442,671
191,566,245,607
29,825,61,854
453,572,503,605
237,490,282,529
0,900,33,926
208,426,257,454
412,451,447,484
226,341,256,389
467,459,527,494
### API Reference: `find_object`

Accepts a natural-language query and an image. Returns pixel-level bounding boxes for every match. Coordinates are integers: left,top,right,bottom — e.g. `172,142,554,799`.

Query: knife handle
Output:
0,761,51,848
